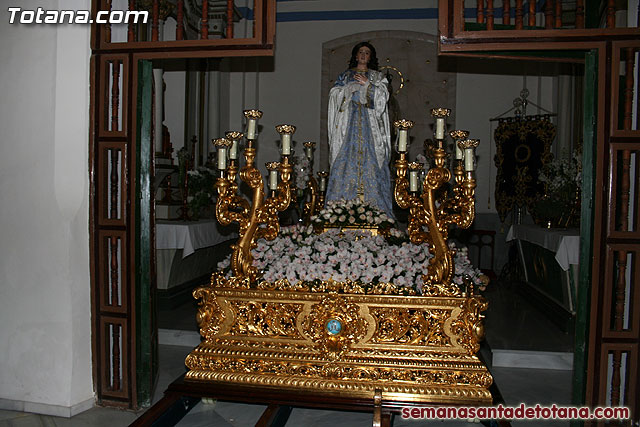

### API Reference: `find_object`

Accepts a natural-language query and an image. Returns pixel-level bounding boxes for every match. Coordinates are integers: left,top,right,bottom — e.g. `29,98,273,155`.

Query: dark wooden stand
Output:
131,373,511,427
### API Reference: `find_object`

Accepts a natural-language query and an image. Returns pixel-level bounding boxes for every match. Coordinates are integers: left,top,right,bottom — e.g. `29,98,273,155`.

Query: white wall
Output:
0,0,93,416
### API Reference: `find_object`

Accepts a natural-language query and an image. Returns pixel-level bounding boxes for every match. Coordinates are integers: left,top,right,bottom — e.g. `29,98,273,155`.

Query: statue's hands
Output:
354,74,369,85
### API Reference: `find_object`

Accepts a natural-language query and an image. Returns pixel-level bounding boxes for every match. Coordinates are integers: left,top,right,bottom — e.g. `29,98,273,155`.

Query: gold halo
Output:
379,65,404,95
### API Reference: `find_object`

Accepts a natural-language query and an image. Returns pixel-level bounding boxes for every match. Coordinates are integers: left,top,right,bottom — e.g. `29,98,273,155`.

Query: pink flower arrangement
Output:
217,223,488,294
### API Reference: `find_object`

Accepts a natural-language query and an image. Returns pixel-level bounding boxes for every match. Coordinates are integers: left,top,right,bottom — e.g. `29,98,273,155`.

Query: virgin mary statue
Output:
326,41,394,219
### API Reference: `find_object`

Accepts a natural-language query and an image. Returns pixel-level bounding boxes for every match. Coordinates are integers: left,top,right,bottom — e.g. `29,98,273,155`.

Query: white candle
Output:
409,170,418,192
229,140,238,160
247,119,257,139
464,148,475,171
269,169,278,190
319,176,327,192
305,146,313,160
281,134,292,156
455,142,463,160
398,129,408,152
435,118,445,140
217,147,227,170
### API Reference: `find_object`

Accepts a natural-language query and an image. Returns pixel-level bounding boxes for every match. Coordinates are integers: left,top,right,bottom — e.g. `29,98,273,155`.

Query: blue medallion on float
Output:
326,318,342,335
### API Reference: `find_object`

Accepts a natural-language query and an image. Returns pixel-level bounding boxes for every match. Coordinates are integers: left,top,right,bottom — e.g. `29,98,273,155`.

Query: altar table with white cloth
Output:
156,220,236,292
506,224,580,271
506,224,580,320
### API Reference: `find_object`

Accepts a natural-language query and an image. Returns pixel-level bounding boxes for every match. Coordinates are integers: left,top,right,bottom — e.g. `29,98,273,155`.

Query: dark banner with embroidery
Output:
494,117,555,222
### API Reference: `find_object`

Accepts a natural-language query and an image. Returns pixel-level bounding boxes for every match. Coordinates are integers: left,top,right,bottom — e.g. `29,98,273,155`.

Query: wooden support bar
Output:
478,0,485,24
606,0,616,28
111,324,121,391
128,0,136,41
226,0,234,39
544,0,553,28
373,389,382,427
109,152,118,220
105,0,112,43
623,48,635,129
528,0,536,27
555,0,562,28
109,236,118,305
256,405,293,427
201,0,209,39
503,0,511,25
111,60,120,131
152,0,159,41
176,0,184,40
515,0,524,29
575,0,585,28
487,0,495,30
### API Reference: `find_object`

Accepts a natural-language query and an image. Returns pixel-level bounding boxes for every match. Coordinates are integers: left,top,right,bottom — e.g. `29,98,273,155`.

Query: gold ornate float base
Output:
185,277,493,405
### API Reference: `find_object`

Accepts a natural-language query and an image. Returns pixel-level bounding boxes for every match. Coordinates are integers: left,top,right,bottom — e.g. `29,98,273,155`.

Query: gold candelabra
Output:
213,110,293,283
394,109,480,296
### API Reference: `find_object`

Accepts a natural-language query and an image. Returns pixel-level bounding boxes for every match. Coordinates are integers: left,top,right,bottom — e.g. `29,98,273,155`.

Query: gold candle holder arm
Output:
301,141,318,224
255,159,293,243
419,147,455,291
214,138,250,227
303,175,319,225
438,139,478,231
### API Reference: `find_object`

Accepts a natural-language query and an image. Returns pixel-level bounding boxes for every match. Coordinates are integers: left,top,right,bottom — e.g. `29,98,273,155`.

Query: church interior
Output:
0,0,638,426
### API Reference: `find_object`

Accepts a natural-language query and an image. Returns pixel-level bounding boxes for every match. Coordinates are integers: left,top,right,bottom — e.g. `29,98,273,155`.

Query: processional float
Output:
184,108,493,408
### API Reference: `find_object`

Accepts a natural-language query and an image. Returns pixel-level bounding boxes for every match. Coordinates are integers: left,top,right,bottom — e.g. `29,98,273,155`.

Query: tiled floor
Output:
0,281,575,426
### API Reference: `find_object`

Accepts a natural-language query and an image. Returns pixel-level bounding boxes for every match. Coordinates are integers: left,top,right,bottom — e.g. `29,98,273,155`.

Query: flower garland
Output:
217,224,488,294
312,198,394,228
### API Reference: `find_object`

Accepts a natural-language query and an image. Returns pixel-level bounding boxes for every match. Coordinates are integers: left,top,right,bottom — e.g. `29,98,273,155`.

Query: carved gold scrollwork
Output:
370,308,453,346
230,301,303,338
301,295,368,359
193,274,227,341
186,286,493,404
448,295,488,355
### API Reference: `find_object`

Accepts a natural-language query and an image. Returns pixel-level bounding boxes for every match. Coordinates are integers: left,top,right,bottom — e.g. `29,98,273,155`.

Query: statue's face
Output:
356,46,371,68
